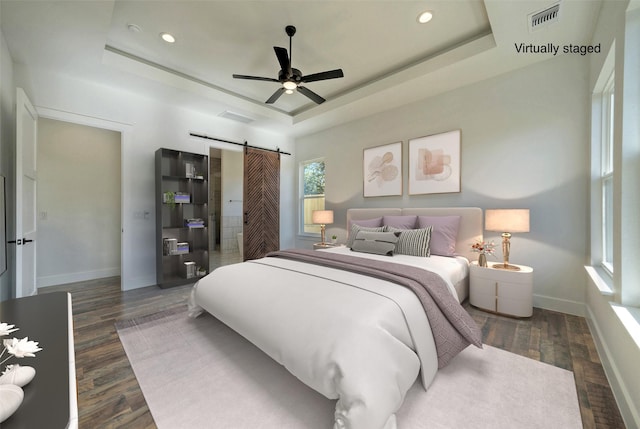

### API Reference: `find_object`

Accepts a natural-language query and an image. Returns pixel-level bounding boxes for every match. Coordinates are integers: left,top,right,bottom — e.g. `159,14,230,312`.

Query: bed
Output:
188,207,483,429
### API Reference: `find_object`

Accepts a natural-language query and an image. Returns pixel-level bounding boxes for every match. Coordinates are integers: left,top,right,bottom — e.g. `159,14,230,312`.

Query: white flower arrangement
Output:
0,323,42,367
0,323,42,422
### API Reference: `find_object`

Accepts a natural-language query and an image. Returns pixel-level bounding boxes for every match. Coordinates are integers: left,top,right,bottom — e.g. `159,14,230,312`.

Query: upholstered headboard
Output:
346,207,483,262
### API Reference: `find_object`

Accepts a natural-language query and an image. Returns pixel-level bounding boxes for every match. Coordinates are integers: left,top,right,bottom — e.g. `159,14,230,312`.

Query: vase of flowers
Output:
471,240,496,267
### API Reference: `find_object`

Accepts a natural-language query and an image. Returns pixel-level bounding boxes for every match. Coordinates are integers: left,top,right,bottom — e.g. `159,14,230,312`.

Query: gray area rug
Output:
116,309,583,429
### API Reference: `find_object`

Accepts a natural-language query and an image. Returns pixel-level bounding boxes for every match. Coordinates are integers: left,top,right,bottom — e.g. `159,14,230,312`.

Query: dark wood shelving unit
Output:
155,148,209,288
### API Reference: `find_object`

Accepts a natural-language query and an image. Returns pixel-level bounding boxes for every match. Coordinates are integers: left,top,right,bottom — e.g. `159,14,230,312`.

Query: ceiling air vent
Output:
529,2,560,31
218,110,255,124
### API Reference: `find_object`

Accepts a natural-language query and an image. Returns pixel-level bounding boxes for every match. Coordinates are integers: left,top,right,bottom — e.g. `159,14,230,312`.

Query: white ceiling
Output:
0,0,603,137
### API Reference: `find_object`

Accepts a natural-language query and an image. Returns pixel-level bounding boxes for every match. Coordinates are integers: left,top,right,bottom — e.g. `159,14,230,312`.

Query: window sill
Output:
610,304,640,350
297,234,320,242
585,265,615,296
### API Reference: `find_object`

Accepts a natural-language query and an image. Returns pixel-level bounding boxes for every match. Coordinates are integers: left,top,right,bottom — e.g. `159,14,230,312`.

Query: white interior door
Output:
15,88,38,298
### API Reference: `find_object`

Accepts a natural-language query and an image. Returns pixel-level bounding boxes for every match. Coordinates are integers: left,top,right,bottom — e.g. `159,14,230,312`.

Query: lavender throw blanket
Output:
267,249,482,368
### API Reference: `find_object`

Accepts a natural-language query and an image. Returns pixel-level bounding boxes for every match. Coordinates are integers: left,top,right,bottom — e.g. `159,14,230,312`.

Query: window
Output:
601,71,615,274
300,159,325,235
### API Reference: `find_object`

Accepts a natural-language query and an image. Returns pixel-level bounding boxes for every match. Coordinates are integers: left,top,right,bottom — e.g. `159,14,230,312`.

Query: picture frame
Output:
363,141,403,197
408,129,461,195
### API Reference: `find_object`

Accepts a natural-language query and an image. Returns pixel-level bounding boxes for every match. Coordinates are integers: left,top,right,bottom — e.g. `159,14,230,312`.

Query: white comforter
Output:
188,252,466,429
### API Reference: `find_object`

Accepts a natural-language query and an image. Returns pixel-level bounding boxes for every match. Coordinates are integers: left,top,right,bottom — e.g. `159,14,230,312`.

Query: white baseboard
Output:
533,293,586,316
121,274,157,291
585,305,640,429
37,267,121,288
38,270,157,291
535,293,639,427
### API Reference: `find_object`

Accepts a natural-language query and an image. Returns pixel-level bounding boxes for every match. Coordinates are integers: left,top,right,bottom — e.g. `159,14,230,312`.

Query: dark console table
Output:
0,292,78,429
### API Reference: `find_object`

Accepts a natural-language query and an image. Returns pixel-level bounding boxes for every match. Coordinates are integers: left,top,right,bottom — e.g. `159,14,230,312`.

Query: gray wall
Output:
295,53,590,314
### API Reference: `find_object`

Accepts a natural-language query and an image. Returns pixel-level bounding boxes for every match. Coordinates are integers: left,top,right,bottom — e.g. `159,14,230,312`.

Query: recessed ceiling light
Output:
127,24,142,33
160,32,176,43
417,10,434,24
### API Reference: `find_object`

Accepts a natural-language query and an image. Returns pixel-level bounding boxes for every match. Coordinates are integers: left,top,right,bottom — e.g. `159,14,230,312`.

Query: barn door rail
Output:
189,132,291,156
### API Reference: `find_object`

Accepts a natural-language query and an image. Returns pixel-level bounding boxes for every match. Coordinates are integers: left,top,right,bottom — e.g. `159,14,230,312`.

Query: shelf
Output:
162,204,208,207
162,226,208,231
162,249,209,257
156,148,209,288
162,175,206,181
162,202,208,205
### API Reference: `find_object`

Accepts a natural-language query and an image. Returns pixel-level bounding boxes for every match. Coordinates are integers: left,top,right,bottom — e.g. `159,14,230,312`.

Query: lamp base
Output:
492,263,521,271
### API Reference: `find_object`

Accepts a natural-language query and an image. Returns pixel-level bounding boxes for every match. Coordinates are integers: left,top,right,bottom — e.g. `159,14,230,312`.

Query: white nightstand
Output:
469,261,533,317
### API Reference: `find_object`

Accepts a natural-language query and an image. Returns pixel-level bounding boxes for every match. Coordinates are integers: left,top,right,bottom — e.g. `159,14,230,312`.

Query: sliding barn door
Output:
243,148,280,261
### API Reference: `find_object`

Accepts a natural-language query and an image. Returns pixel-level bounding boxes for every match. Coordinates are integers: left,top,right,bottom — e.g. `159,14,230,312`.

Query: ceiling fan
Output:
232,25,344,105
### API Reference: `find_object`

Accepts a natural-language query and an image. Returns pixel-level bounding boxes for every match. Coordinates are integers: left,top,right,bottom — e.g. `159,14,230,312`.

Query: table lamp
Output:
312,210,334,245
485,209,530,271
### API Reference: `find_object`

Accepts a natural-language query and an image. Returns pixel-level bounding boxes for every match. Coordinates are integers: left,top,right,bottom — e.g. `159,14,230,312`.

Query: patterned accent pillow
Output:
346,224,387,248
387,226,433,257
351,231,400,256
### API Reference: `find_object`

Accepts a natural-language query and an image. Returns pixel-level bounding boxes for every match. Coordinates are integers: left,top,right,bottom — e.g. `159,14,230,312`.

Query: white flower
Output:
0,323,19,336
2,364,17,376
3,337,42,358
0,324,43,368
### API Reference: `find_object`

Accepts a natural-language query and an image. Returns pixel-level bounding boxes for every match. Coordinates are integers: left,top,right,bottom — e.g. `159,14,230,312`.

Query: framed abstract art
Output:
363,142,402,197
408,130,461,195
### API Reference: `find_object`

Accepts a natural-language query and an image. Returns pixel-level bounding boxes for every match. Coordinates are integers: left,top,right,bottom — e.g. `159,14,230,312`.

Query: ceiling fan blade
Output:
265,87,286,104
233,74,279,82
274,47,291,76
297,86,326,104
302,69,344,83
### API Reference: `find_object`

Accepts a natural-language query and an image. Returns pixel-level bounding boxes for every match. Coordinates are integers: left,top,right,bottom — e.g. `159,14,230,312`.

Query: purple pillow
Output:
417,216,461,257
347,217,383,231
383,215,417,229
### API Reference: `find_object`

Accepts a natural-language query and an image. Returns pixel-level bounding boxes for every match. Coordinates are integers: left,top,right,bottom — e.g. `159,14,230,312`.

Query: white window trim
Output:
589,41,615,294
298,158,325,238
600,71,615,276
619,4,640,307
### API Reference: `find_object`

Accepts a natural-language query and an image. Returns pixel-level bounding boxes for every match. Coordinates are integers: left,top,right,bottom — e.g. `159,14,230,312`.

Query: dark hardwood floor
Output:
40,277,626,429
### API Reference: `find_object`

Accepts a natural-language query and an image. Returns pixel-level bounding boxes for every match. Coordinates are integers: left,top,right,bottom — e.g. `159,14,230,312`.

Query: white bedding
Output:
318,246,469,303
188,250,470,429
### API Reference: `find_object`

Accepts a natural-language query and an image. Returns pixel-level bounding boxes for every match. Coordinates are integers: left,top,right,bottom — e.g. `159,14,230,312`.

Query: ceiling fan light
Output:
283,81,297,90
417,10,434,24
285,89,294,95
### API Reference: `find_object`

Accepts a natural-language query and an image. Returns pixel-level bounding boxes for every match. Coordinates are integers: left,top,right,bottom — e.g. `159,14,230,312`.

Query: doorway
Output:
208,146,243,270
36,118,121,287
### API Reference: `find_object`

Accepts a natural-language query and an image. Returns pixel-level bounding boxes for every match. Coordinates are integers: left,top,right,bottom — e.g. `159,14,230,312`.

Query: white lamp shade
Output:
312,210,334,225
485,209,530,233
